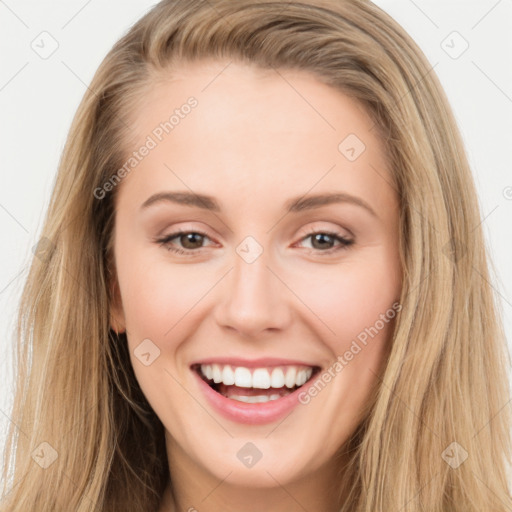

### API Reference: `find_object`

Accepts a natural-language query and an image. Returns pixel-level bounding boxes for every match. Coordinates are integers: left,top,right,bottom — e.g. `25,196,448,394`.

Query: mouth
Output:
191,362,322,404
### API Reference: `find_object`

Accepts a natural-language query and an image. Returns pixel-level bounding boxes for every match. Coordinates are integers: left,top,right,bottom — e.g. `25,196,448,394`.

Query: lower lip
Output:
193,369,313,425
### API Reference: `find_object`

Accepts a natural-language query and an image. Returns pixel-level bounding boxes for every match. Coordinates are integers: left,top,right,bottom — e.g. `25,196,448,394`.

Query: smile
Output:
192,363,321,403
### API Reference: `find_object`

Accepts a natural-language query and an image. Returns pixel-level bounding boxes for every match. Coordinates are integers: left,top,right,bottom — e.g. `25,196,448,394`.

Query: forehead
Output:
117,60,394,214
135,59,377,140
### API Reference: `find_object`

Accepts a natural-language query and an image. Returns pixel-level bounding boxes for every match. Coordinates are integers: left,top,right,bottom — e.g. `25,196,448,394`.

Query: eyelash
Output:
155,228,354,256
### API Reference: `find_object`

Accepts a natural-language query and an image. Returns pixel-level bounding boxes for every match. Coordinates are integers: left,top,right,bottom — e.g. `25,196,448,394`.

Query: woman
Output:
1,1,511,511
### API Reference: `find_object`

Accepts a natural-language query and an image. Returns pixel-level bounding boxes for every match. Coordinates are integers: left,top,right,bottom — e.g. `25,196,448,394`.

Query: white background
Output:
1,0,511,471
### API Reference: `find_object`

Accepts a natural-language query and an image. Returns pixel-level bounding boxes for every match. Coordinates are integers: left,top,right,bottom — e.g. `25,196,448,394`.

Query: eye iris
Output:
169,232,343,251
311,233,334,250
181,233,204,249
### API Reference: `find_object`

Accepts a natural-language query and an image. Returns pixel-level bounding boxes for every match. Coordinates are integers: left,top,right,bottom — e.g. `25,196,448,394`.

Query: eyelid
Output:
298,223,352,239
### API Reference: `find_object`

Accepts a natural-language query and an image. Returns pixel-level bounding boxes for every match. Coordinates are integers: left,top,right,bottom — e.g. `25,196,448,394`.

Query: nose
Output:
213,247,293,338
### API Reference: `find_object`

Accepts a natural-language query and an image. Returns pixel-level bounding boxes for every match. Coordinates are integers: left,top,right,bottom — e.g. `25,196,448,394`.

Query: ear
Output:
109,276,126,334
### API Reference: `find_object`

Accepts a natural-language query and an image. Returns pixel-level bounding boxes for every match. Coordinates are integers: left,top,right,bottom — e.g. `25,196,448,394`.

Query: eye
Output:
296,230,354,254
154,228,354,256
155,229,214,255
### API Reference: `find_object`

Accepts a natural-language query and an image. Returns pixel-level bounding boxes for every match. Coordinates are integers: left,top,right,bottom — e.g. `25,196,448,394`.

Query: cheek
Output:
116,250,216,337
115,254,213,416
288,255,400,356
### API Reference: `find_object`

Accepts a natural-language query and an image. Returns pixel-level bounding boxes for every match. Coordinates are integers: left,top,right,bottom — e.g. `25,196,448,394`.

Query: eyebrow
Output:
140,191,377,217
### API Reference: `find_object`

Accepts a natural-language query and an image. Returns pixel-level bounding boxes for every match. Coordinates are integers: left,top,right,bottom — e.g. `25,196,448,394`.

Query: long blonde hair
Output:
1,1,511,510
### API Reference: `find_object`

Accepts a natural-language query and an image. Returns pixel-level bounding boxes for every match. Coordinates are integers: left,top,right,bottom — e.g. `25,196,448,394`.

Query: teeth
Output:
270,368,285,388
252,368,271,389
226,394,282,403
199,364,314,389
212,364,222,383
222,365,235,385
284,367,297,388
234,367,252,387
296,369,308,386
203,364,213,380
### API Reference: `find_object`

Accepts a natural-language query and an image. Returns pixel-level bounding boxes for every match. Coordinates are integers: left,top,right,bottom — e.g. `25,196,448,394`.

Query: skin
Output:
109,60,402,512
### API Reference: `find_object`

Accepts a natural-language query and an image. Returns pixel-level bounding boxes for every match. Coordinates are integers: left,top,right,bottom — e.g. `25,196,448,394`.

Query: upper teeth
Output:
200,364,314,389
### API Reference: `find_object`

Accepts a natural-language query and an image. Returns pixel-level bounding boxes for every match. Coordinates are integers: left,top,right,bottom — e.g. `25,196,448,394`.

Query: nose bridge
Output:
214,240,291,336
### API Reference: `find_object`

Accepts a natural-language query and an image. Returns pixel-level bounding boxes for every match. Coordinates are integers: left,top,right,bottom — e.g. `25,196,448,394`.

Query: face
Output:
110,60,401,493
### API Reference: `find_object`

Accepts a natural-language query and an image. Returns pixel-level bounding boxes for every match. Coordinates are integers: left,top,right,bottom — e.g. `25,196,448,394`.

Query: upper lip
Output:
190,357,321,369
